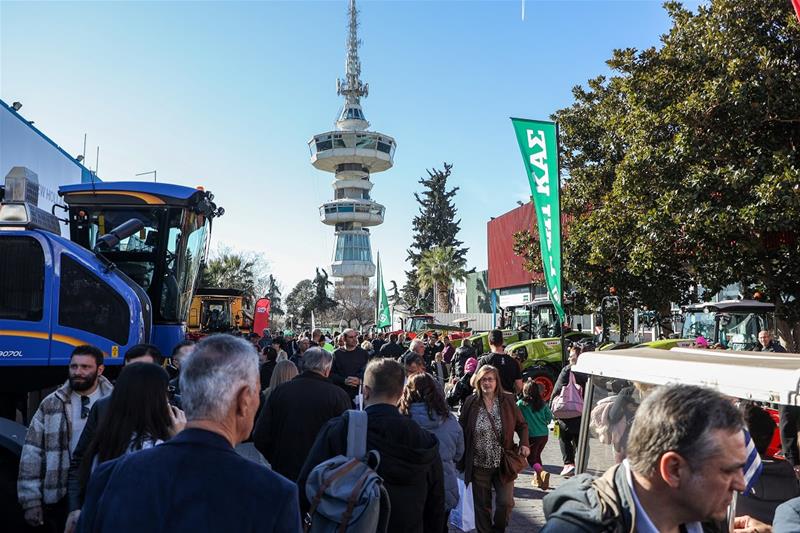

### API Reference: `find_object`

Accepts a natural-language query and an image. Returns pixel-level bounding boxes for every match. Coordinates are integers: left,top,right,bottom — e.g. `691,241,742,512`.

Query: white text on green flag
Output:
510,117,565,322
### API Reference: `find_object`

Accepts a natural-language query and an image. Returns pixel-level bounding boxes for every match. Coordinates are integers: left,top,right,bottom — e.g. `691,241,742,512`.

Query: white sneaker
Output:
560,464,575,477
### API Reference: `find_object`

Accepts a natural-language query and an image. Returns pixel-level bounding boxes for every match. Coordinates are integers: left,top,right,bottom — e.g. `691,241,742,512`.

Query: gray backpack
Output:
304,410,390,533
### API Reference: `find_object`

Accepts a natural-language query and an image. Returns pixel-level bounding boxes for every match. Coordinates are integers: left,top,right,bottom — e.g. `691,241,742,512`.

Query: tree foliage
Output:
200,247,270,307
285,279,315,325
547,0,800,346
417,246,469,313
404,163,469,311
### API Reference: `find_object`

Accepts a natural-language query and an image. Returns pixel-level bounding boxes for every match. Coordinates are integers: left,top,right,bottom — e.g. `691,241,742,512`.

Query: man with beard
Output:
64,344,168,531
18,345,113,531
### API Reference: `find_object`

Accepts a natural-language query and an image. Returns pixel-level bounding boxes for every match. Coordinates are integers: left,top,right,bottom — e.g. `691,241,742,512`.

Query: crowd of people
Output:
13,325,800,533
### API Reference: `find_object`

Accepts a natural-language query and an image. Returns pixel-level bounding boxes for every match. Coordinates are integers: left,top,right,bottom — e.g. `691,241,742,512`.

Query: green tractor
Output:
665,299,774,351
501,299,593,399
465,298,555,354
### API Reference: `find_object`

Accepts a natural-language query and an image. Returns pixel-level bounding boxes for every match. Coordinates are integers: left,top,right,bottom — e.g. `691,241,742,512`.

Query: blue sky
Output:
0,0,698,296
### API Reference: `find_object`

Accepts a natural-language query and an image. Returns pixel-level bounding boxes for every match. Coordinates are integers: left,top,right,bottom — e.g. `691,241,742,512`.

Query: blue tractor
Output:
0,166,223,420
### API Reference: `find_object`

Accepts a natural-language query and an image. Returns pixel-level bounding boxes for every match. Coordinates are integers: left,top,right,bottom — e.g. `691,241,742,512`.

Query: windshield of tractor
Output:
72,206,209,324
202,299,231,332
406,316,432,333
681,311,715,341
681,311,771,350
718,312,771,350
510,309,530,331
161,209,208,322
531,304,560,338
76,207,162,290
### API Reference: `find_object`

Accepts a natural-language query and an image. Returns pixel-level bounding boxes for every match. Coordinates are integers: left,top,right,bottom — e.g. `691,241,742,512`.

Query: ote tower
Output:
308,0,396,297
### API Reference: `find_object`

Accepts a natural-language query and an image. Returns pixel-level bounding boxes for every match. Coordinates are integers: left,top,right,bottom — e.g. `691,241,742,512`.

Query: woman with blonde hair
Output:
458,365,529,533
263,359,298,401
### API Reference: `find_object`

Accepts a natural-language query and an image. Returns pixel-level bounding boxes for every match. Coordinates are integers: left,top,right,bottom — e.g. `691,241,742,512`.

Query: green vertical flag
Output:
510,118,565,322
376,253,391,328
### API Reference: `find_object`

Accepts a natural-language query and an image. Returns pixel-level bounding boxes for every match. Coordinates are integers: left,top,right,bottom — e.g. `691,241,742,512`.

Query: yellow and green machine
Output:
466,299,593,399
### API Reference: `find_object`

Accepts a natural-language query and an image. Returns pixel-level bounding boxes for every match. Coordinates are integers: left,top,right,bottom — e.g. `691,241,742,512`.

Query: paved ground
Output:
449,435,567,533
450,433,618,532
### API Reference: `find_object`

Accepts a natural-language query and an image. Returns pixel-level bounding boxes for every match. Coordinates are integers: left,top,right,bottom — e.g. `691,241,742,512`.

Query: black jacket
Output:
298,404,446,533
67,395,112,511
452,345,476,377
372,338,385,354
754,341,787,353
253,371,351,481
330,347,370,399
77,429,300,532
379,341,404,359
260,360,277,388
446,372,474,409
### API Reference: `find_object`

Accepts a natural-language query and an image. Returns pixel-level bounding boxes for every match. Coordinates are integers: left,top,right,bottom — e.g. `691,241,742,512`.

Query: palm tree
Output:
416,246,469,313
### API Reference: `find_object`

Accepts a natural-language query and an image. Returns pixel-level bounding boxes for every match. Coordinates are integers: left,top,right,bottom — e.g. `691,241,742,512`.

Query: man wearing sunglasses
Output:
18,345,113,531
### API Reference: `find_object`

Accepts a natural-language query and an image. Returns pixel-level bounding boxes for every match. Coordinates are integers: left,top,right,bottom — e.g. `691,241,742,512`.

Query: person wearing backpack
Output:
517,379,552,490
299,358,446,533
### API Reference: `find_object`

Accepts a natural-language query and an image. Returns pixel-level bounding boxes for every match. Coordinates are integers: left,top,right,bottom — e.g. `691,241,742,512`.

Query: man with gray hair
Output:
542,384,748,533
77,335,301,532
253,347,351,481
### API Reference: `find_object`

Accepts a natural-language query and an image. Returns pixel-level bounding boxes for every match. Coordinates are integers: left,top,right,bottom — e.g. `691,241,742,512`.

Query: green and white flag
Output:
376,253,391,328
511,118,565,322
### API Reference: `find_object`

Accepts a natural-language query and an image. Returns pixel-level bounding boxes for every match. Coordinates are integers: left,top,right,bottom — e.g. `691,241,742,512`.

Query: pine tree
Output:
404,163,469,311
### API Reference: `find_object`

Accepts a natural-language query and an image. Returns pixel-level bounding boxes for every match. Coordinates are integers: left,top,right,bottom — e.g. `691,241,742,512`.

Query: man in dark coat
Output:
330,328,370,401
253,348,351,481
451,337,476,378
378,333,404,359
76,335,300,533
298,358,445,533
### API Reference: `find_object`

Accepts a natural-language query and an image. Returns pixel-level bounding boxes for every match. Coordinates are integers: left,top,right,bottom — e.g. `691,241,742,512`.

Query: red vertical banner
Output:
793,0,800,23
253,298,271,336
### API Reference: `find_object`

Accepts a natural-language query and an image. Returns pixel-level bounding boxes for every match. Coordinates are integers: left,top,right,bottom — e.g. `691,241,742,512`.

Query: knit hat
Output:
464,357,478,374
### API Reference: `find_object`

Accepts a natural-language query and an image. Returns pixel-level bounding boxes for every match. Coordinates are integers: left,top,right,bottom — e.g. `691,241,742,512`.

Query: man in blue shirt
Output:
77,335,300,533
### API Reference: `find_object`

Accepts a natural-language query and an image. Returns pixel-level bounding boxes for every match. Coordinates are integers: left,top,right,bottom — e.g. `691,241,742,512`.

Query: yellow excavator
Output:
186,288,252,340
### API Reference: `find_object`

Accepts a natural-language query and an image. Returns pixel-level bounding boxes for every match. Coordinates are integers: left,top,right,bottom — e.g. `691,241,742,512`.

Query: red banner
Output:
253,298,271,336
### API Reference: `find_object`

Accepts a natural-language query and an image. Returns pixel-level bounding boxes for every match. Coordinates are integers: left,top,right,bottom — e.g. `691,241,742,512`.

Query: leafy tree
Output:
285,279,315,325
404,163,469,311
548,0,800,347
417,246,469,313
201,247,270,307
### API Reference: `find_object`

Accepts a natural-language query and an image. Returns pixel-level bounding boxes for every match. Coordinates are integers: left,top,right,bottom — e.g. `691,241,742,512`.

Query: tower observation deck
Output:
309,0,395,296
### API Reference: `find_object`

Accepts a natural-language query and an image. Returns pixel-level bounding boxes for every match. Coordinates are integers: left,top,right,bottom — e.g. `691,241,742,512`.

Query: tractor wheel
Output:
524,367,557,401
